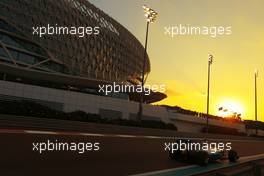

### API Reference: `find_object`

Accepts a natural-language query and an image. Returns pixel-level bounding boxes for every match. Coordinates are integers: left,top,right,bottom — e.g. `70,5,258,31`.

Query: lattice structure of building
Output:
0,0,150,84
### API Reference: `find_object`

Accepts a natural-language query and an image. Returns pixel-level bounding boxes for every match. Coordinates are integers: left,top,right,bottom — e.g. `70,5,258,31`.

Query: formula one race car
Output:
169,139,239,166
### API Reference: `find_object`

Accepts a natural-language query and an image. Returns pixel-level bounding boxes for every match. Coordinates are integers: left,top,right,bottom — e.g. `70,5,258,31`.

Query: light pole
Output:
137,5,158,122
254,69,258,135
206,54,213,133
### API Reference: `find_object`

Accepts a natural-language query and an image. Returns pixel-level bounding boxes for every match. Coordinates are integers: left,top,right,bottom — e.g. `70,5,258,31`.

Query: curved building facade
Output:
0,0,150,83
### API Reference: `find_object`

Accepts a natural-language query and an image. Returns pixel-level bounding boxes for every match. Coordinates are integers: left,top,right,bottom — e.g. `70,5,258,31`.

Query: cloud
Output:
165,88,182,97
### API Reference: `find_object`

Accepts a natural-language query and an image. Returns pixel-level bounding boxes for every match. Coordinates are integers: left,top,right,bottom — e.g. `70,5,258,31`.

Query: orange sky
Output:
91,0,264,121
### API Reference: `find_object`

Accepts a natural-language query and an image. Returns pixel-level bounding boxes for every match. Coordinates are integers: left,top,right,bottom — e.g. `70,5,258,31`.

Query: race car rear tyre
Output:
228,150,239,162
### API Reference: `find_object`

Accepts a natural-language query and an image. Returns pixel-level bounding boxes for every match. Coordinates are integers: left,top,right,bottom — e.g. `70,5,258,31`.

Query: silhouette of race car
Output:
169,140,239,166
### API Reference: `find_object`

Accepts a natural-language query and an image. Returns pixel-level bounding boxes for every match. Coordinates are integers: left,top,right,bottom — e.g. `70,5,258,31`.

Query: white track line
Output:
144,136,165,139
116,135,137,138
79,133,106,137
0,129,264,143
24,130,58,135
240,153,264,162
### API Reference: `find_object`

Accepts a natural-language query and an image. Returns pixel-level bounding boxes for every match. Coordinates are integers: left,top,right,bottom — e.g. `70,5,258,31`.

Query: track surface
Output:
0,129,264,176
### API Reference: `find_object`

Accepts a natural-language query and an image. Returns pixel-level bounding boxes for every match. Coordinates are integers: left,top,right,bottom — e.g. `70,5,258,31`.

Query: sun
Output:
216,100,244,118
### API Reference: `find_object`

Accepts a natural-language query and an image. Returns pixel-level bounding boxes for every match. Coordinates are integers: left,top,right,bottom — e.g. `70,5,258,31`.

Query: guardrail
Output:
0,114,179,136
0,114,263,141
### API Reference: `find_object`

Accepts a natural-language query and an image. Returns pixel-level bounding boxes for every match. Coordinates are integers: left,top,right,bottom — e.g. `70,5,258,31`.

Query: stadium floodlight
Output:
208,54,213,65
254,69,259,135
143,5,158,23
206,54,214,134
137,5,158,122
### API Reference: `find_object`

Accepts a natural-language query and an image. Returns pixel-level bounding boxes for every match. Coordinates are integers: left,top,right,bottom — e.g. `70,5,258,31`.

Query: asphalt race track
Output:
0,129,264,176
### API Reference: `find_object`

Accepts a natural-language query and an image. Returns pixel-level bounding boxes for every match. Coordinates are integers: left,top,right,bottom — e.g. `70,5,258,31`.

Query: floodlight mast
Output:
137,5,158,122
206,54,213,134
254,69,259,135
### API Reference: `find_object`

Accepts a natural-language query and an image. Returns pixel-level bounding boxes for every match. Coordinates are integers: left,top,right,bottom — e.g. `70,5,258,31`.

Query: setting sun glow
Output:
216,101,244,118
